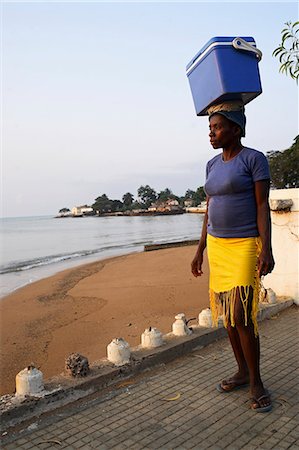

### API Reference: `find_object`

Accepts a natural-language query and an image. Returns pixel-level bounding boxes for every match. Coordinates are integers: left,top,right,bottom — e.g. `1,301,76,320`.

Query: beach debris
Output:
185,317,197,330
65,353,90,377
15,365,44,397
172,313,192,336
141,327,163,348
198,308,213,328
37,439,62,446
117,380,134,388
162,393,181,401
127,323,132,327
107,338,131,366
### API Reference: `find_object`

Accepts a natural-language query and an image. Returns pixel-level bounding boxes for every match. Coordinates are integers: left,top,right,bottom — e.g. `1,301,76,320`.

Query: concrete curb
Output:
0,298,294,432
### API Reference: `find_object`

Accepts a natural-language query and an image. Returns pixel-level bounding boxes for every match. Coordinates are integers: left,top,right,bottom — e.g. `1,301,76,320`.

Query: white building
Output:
71,205,94,216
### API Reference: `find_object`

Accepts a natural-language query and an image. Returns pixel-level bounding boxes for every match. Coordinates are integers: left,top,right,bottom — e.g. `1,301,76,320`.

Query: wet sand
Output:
0,246,209,395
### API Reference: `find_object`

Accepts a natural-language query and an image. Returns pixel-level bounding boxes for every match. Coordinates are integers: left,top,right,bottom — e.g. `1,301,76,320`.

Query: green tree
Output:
184,189,196,200
137,185,157,209
131,200,143,210
157,188,175,202
273,21,299,82
267,136,299,189
193,186,206,205
59,208,70,213
183,187,206,205
92,194,112,213
111,199,124,212
177,195,187,206
122,192,134,210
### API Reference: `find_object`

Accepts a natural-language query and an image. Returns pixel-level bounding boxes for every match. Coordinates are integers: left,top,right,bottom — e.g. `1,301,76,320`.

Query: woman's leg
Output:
220,323,249,390
233,289,271,408
219,290,250,390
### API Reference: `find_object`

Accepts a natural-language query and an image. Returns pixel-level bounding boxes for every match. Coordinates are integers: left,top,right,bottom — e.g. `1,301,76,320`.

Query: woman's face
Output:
209,114,238,149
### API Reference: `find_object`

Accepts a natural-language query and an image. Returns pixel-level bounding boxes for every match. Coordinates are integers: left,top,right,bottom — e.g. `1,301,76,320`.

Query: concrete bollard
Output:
172,313,192,336
266,288,277,304
259,286,277,304
198,308,213,327
15,365,44,396
107,338,131,366
141,327,163,348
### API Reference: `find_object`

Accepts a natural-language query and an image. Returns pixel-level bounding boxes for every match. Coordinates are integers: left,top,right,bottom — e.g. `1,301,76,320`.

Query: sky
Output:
1,1,298,217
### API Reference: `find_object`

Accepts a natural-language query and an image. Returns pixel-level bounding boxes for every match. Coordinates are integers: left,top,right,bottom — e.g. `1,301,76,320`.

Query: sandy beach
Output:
0,245,209,395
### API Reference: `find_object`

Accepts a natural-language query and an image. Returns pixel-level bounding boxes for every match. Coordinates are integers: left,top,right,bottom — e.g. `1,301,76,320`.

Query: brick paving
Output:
2,306,299,450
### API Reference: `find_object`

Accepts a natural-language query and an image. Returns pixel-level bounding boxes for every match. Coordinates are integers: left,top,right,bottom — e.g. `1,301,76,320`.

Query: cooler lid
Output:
186,36,256,75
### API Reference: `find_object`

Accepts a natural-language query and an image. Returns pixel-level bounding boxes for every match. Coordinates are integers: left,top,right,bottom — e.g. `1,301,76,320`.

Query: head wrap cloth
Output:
207,100,246,137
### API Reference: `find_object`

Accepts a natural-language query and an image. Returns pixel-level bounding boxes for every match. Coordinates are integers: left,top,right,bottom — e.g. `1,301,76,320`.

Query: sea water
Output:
0,214,203,298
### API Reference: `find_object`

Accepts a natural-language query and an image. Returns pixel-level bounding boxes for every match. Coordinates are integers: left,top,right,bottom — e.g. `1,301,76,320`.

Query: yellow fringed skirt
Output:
207,234,262,336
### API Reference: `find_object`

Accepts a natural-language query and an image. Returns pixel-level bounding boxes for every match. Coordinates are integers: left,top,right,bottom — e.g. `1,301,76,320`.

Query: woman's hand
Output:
191,251,204,277
254,180,275,278
191,199,209,278
258,248,275,277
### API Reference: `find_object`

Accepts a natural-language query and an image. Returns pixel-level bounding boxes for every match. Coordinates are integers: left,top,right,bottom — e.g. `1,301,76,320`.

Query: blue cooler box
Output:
186,36,262,116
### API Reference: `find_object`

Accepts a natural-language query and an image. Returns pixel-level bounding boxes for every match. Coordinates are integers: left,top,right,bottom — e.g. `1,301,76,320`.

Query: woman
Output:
191,106,275,413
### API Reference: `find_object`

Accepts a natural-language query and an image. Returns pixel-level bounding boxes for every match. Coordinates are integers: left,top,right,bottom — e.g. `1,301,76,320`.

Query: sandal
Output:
216,380,249,393
251,394,272,413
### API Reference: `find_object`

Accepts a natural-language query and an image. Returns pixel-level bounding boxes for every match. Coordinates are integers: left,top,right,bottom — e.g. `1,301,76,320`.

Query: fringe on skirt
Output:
207,234,262,337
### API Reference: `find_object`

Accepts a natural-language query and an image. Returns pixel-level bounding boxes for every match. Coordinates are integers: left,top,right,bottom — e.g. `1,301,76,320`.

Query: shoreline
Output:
1,214,204,299
0,246,144,300
1,239,201,300
0,245,209,396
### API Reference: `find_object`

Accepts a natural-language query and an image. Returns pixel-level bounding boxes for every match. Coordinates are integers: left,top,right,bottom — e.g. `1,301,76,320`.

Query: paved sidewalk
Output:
2,306,298,450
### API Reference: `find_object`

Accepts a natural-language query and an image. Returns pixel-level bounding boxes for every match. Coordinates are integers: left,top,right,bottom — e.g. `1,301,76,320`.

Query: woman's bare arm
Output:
254,180,275,276
191,197,209,277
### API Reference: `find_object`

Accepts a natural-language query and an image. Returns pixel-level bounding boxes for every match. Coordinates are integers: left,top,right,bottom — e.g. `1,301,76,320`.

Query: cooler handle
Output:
232,37,262,61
